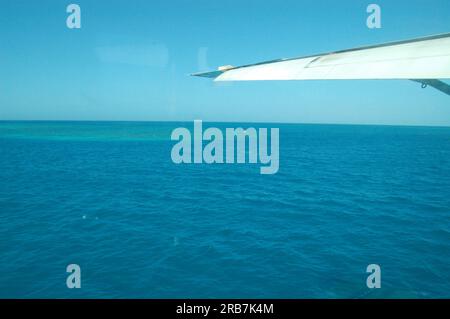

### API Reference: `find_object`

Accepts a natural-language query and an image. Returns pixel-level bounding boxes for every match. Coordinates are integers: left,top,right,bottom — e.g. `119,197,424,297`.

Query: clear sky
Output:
0,0,449,125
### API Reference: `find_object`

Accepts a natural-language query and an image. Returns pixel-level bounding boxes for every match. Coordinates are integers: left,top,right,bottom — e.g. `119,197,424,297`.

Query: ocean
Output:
0,121,449,298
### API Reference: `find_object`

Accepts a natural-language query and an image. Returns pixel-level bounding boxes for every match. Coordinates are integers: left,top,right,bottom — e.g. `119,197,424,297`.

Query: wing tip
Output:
191,65,235,79
190,70,223,78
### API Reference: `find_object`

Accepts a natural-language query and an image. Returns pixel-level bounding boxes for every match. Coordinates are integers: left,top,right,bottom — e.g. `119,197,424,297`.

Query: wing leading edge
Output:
192,33,450,95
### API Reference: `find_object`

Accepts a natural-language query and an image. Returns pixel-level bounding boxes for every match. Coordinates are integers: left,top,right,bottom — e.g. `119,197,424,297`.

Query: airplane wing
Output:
192,33,450,95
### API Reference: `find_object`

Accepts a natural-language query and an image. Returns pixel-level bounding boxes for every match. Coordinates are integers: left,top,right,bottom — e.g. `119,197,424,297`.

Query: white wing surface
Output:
192,33,450,94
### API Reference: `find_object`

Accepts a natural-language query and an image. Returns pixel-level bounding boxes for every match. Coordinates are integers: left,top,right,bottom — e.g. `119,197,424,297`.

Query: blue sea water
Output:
0,121,449,298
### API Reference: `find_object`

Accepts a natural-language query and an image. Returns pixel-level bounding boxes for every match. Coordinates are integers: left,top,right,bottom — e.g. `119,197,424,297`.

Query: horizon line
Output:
1,119,450,129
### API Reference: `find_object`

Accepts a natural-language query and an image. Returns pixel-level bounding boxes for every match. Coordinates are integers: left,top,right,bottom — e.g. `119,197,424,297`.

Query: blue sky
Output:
0,0,449,125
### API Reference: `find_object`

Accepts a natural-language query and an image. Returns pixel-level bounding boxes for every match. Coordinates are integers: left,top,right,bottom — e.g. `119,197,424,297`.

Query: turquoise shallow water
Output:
0,121,449,298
